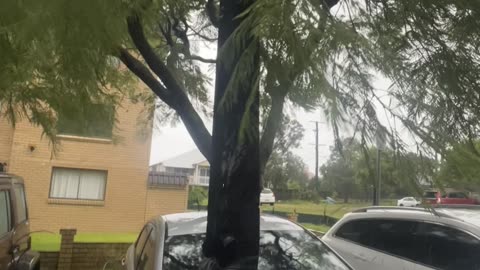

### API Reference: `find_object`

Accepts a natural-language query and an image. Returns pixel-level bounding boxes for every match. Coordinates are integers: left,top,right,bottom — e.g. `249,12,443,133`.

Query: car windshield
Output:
262,189,273,194
163,230,350,270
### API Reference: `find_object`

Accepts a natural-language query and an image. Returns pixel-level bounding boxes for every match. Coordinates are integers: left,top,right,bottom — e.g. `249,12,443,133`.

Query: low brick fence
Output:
40,229,131,270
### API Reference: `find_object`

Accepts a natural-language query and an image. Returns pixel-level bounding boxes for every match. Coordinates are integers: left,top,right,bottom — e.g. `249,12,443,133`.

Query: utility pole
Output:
375,131,386,206
315,121,319,191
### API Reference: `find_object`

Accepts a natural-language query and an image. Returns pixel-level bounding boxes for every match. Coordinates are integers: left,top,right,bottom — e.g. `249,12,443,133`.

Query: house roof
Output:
154,149,208,169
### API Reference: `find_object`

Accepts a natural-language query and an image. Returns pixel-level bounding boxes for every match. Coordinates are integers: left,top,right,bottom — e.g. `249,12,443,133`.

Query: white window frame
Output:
49,167,107,201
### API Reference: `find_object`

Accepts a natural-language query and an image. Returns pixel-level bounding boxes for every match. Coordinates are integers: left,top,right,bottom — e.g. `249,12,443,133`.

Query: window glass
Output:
199,167,210,177
418,223,480,270
336,219,424,263
262,189,273,194
13,185,27,222
0,191,11,235
135,225,152,265
57,103,114,139
50,168,107,200
163,230,349,270
424,191,437,198
137,226,156,270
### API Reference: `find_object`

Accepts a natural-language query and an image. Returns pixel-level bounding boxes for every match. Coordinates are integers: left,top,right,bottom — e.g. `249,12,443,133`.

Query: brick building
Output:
0,96,188,233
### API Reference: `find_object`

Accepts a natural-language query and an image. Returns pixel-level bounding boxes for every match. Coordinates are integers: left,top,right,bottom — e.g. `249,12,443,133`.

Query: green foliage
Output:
263,114,308,190
320,138,437,202
188,186,208,208
1,0,480,193
437,141,480,191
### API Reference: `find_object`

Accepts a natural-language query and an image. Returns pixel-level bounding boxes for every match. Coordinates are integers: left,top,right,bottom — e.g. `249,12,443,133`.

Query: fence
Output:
40,229,130,270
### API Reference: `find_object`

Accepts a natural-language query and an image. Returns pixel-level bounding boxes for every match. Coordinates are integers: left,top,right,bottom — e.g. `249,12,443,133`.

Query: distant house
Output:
150,149,210,186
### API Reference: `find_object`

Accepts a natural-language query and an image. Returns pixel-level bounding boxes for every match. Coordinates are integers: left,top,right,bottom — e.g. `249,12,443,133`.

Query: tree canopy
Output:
2,0,480,268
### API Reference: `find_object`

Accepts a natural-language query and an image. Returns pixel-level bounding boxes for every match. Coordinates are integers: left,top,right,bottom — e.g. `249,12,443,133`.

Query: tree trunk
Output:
203,0,260,269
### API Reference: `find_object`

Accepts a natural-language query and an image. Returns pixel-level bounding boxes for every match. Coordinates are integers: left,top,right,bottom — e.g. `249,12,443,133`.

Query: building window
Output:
199,167,210,185
0,190,11,236
50,168,107,201
57,104,114,139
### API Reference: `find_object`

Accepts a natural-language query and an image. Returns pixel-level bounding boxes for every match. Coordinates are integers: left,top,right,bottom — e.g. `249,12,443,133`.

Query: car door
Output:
133,223,156,270
0,189,13,270
328,218,434,270
11,184,29,254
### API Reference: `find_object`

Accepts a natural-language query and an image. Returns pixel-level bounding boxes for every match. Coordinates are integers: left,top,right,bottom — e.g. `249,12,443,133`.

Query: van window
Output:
13,185,27,223
0,190,11,235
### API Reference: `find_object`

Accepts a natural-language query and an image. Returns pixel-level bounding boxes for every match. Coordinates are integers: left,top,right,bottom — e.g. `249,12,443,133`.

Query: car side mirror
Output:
9,244,20,256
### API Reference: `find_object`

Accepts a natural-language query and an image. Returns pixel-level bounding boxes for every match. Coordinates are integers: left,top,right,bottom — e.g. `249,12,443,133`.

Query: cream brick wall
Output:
1,96,186,233
145,186,189,221
0,116,14,164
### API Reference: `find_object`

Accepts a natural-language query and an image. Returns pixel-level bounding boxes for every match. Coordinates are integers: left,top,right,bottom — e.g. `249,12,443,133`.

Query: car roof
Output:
343,206,480,229
0,173,24,185
163,212,303,236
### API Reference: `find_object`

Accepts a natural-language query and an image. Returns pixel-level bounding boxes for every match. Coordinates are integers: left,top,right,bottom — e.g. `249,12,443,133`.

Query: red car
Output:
423,190,479,205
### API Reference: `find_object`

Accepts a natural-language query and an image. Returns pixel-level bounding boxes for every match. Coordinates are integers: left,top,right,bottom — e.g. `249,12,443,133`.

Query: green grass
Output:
262,199,395,219
301,223,331,233
31,232,138,252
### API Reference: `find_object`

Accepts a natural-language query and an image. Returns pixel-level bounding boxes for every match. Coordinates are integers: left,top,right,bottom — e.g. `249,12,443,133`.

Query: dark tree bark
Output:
203,0,261,269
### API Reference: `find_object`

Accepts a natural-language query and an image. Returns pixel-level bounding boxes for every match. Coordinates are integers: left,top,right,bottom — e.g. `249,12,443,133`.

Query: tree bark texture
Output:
203,0,261,269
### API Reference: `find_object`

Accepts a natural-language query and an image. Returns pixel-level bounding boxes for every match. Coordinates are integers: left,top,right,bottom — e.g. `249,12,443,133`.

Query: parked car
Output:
396,197,419,207
123,212,353,269
422,190,478,205
0,173,40,270
260,188,275,206
322,205,480,270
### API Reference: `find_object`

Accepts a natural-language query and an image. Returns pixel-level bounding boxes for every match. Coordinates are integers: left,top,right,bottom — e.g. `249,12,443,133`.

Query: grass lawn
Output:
262,199,395,219
31,232,138,252
301,223,331,233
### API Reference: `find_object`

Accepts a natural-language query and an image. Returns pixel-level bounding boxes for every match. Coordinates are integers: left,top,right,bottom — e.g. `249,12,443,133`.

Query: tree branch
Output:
188,54,217,64
118,48,172,104
260,90,288,174
124,15,212,162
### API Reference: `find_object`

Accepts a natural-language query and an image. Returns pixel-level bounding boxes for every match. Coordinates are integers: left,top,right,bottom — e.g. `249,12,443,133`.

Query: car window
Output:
135,224,153,267
424,192,437,198
0,190,12,236
137,225,156,270
404,198,413,201
336,219,424,263
163,230,350,270
262,189,273,194
417,223,480,270
13,184,27,223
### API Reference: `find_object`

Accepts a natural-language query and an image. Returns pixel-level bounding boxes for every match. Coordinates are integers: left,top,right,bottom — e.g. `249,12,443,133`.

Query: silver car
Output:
124,212,352,269
322,206,480,270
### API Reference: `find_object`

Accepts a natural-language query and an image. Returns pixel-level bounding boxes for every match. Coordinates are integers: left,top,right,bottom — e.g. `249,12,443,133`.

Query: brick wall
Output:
0,115,14,165
71,243,131,270
39,252,59,270
145,186,189,221
39,243,130,270
5,97,153,233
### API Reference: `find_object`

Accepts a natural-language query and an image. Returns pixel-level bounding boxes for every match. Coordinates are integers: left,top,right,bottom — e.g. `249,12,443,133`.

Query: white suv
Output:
322,206,480,270
260,188,275,206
